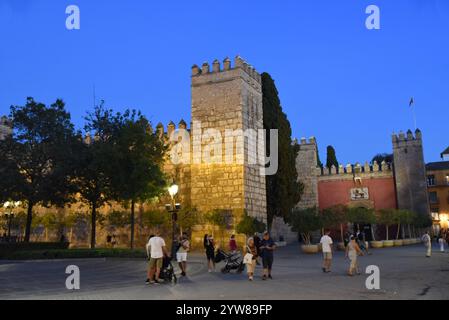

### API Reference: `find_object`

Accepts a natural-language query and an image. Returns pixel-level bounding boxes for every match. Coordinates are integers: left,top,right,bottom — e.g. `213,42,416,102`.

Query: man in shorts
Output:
259,231,276,280
146,231,169,284
320,230,333,273
177,233,190,277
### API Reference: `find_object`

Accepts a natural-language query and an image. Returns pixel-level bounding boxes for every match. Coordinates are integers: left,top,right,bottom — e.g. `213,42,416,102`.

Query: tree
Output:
236,212,266,236
76,103,117,249
377,209,396,240
371,153,393,165
347,207,376,240
321,205,348,242
205,209,230,246
262,73,303,227
108,110,167,249
176,206,201,236
0,98,79,242
325,145,339,170
289,207,322,245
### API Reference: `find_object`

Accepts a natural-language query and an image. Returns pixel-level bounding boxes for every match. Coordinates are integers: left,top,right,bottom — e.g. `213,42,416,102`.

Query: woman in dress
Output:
345,235,363,276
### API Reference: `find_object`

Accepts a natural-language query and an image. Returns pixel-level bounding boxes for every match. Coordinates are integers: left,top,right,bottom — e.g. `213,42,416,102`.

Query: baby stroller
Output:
159,256,177,284
215,249,245,274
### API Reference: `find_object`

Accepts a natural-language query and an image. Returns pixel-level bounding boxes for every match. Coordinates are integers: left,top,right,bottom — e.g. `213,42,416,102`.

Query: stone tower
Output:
392,129,430,217
295,137,320,210
190,56,267,224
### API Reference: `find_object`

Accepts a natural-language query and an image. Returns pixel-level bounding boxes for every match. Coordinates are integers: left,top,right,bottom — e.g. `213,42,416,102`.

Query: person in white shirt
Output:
422,231,432,258
177,233,190,277
320,230,333,273
146,232,169,284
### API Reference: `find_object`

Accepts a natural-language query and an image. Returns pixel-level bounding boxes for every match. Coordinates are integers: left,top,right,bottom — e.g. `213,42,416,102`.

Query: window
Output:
446,174,449,185
429,192,438,204
431,209,440,221
427,175,436,186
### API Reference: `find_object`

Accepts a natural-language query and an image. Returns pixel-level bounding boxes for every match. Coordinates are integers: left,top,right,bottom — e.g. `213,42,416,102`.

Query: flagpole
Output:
410,98,417,131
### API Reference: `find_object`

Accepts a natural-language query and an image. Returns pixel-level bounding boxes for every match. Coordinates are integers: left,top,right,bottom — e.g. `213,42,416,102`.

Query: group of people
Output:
320,230,372,277
145,228,445,285
145,231,190,284
203,231,277,281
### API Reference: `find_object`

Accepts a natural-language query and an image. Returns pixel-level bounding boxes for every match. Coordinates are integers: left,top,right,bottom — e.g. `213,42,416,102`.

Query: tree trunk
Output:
130,200,135,249
24,202,34,243
91,204,96,249
386,225,389,240
371,225,376,241
340,224,344,242
408,225,412,239
396,223,401,239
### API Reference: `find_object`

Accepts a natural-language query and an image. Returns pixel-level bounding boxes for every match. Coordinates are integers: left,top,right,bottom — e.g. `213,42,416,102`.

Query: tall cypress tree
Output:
326,145,339,170
262,73,303,227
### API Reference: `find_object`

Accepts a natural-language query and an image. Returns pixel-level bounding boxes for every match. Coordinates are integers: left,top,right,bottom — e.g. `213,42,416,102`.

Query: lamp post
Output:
3,201,20,242
166,184,181,257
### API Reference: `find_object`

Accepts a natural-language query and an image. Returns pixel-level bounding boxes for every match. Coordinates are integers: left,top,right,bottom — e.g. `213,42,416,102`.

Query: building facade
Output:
426,161,449,234
295,129,430,239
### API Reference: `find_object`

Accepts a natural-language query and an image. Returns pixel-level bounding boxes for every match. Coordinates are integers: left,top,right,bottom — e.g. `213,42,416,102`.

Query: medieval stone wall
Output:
190,57,267,224
392,129,430,217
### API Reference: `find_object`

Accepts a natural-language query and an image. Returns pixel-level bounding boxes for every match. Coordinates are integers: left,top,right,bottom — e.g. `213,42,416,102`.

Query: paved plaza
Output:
0,244,448,300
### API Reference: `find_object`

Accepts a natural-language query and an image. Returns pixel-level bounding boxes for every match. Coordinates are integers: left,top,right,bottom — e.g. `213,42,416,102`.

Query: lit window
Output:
427,175,436,186
446,174,449,185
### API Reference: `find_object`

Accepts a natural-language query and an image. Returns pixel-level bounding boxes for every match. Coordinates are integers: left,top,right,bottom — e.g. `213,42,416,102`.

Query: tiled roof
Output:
426,161,449,171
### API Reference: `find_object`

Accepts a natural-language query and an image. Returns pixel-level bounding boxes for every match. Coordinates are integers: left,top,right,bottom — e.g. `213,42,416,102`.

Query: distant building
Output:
0,116,12,140
441,147,449,161
426,161,449,234
295,129,430,240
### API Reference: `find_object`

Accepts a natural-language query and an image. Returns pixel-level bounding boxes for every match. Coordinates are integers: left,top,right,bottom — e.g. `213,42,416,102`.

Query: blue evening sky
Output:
0,0,448,164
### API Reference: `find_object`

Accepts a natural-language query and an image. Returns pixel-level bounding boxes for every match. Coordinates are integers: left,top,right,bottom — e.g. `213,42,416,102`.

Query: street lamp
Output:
3,201,21,242
166,184,181,257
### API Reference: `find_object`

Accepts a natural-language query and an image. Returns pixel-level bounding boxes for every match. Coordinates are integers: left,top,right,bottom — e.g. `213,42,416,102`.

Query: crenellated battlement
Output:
299,136,317,145
191,56,261,84
392,129,422,147
156,120,190,141
320,161,392,177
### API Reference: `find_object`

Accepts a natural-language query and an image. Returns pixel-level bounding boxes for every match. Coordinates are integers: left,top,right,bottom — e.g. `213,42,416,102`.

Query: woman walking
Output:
244,237,258,281
204,234,216,272
345,235,363,276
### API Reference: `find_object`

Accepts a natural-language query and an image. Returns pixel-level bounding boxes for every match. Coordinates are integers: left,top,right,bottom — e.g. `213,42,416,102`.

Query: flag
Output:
409,97,414,107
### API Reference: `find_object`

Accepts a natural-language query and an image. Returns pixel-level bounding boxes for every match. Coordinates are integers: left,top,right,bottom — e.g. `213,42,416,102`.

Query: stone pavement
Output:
0,244,448,300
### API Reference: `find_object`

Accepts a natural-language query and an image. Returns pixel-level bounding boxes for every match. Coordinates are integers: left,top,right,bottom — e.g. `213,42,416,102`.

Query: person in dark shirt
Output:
259,231,276,280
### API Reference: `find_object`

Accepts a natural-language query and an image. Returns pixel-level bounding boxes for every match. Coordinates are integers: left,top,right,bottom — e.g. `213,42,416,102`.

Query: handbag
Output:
243,246,254,264
243,253,253,265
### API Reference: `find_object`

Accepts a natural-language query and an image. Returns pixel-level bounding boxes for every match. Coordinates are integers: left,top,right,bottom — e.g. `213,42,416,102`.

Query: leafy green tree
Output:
377,209,396,240
371,153,393,165
176,206,201,236
325,145,339,170
348,207,376,239
76,103,117,248
236,212,266,236
321,205,348,242
205,209,230,246
413,213,433,234
262,73,303,227
0,98,79,242
109,110,167,249
289,207,322,245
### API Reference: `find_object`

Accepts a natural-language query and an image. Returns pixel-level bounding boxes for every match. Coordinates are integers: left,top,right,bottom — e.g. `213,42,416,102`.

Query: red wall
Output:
318,177,397,210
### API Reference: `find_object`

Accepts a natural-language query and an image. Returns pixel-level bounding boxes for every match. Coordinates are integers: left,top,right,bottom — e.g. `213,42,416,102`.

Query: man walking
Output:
422,231,432,258
320,230,333,273
146,231,169,284
259,231,276,280
177,232,190,277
